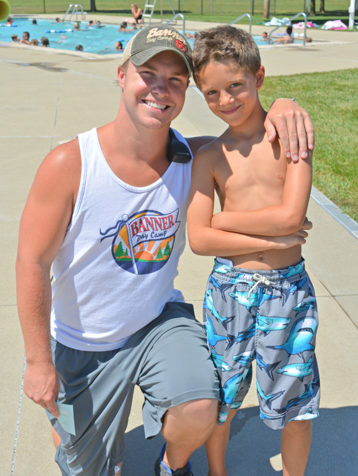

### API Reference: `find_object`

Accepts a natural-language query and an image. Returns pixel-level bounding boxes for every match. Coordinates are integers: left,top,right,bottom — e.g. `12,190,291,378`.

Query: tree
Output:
310,0,325,15
264,0,270,19
319,0,325,14
115,241,124,258
90,0,97,12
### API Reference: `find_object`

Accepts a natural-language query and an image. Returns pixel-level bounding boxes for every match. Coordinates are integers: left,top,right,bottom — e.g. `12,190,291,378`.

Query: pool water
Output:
0,17,281,55
0,17,141,55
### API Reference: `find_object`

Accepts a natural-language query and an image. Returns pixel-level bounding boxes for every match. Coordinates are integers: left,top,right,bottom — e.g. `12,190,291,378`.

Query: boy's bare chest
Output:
214,143,286,210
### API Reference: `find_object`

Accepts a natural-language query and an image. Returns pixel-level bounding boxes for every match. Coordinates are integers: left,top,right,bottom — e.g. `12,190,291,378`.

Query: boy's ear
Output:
256,66,265,90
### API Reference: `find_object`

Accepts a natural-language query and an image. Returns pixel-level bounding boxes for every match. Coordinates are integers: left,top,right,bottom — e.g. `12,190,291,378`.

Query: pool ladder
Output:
230,13,253,35
142,0,176,24
142,0,186,34
63,3,87,22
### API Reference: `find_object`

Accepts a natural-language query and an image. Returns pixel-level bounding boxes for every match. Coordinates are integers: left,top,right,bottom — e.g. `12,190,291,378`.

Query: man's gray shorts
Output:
48,302,219,475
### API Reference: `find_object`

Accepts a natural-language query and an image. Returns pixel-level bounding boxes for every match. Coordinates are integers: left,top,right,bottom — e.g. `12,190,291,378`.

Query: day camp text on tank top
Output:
50,128,193,351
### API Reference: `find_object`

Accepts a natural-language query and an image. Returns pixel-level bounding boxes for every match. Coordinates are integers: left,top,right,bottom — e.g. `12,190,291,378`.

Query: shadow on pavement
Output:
123,406,358,475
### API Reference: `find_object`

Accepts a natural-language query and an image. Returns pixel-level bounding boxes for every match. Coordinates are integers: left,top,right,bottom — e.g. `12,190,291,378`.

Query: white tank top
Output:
50,128,193,351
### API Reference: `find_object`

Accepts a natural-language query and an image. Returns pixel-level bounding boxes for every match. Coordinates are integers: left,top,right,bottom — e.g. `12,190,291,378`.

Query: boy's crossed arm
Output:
211,151,313,237
187,146,308,258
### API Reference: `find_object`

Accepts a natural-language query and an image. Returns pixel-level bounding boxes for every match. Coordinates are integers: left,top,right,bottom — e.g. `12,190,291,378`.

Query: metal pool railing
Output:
230,13,253,35
165,12,186,35
63,4,87,23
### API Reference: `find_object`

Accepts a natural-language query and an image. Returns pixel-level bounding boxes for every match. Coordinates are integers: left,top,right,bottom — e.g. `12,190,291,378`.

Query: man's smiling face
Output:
118,50,189,130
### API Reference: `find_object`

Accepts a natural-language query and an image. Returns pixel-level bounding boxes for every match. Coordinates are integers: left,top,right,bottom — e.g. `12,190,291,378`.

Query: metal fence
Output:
8,0,316,17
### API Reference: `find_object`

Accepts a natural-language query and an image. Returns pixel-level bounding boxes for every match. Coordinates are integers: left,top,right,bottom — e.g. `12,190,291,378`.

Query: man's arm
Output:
16,139,80,417
187,147,307,257
186,99,314,161
211,152,313,237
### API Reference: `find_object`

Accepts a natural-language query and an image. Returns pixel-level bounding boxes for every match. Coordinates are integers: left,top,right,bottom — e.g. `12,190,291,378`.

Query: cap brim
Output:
130,46,192,75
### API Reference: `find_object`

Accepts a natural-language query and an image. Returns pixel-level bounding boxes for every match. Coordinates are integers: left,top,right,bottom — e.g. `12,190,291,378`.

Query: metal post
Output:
348,0,356,29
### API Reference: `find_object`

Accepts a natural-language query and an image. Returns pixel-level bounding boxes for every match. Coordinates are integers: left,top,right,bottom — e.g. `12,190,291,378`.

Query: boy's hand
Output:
265,99,315,162
273,229,309,249
302,217,313,230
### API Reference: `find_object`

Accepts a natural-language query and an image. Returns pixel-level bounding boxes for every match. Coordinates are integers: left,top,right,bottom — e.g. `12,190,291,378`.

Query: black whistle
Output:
167,129,192,163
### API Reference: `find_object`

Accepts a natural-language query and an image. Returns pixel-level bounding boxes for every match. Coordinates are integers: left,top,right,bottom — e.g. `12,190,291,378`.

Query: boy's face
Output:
118,51,189,130
196,60,264,129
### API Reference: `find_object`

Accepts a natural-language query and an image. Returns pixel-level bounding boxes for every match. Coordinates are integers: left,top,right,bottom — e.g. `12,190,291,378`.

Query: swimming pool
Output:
0,17,281,55
0,17,141,54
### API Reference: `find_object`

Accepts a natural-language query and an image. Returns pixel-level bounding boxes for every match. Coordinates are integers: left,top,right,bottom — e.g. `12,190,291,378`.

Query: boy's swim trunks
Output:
204,257,320,430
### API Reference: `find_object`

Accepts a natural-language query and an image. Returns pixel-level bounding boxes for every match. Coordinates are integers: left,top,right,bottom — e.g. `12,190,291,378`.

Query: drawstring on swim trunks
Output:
248,273,276,297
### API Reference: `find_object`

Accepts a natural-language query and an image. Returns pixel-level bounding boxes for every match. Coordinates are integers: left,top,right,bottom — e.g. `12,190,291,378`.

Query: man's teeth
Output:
145,101,167,110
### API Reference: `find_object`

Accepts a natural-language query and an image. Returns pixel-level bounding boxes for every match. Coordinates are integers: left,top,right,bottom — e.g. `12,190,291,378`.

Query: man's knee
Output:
169,398,218,428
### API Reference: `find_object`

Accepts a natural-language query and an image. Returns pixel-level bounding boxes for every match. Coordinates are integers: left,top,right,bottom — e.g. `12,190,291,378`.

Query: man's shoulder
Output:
40,137,81,184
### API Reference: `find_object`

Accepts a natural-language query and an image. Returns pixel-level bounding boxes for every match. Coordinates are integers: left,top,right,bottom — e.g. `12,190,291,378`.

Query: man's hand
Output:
265,98,315,162
24,361,60,417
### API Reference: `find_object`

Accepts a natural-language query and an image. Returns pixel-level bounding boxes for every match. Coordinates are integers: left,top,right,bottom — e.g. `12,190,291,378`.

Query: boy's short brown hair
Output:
193,25,261,82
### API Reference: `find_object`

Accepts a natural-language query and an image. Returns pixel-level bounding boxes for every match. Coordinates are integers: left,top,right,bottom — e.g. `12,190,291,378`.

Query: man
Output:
16,25,314,476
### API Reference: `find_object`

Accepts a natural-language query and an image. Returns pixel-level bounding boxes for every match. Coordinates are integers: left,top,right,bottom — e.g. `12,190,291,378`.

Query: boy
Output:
188,26,320,476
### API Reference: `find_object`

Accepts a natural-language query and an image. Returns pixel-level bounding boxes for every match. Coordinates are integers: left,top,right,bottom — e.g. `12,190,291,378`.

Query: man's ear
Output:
118,64,126,89
256,65,265,90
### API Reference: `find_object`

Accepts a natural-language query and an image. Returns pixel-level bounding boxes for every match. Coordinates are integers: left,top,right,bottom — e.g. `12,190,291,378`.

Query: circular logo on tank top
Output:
100,209,180,274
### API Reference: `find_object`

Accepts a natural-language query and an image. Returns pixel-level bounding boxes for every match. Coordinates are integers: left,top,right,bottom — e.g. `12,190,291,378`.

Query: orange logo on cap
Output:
175,39,186,52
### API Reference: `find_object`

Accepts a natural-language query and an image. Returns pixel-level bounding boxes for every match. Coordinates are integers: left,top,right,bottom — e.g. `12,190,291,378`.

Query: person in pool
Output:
118,21,128,32
275,26,294,44
20,32,31,45
114,40,124,51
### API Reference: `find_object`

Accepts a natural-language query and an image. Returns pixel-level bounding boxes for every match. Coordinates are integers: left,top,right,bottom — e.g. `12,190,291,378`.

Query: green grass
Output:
260,69,358,222
7,0,354,28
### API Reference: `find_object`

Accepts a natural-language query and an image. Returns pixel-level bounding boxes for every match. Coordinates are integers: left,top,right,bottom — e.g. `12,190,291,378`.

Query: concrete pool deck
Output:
1,16,358,476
